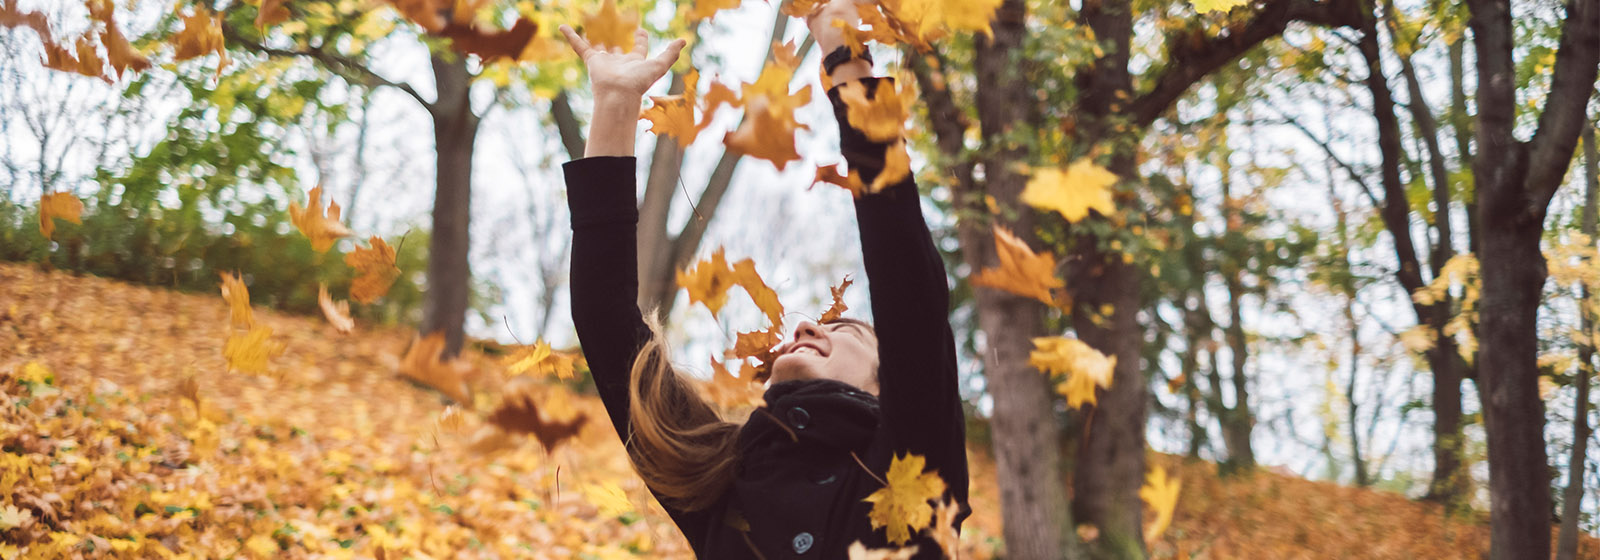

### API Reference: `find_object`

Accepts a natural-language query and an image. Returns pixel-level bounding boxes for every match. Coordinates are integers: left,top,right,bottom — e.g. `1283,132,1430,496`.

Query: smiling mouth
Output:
790,343,826,357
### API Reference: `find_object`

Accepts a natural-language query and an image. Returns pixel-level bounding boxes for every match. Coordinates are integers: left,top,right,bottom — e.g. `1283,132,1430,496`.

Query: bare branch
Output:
219,22,434,111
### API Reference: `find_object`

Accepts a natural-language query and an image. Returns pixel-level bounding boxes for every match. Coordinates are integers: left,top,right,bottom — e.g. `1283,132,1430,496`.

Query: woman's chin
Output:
769,356,820,384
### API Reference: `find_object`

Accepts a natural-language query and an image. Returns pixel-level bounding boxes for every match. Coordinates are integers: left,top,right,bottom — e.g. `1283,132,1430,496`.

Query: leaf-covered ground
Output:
1,262,1593,558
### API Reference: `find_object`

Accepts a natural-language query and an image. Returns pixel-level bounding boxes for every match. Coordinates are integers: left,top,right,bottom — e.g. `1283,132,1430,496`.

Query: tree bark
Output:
1556,124,1598,560
421,55,479,357
1466,0,1599,554
1218,168,1256,471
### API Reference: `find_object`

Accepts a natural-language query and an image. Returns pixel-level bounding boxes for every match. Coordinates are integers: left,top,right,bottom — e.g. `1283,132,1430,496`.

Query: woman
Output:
558,1,968,557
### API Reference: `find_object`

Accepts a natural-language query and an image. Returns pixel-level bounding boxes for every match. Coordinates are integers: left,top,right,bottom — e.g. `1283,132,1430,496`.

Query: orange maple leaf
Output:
733,326,782,382
288,186,352,253
725,47,812,170
678,248,739,318
581,0,638,52
685,0,742,22
171,6,230,73
317,283,355,334
642,70,705,148
37,192,83,239
730,257,784,328
398,332,472,403
969,226,1065,307
487,376,588,452
345,236,400,304
386,0,447,32
819,275,854,324
218,272,254,329
704,356,763,410
928,498,962,559
87,0,149,77
863,452,947,545
255,0,290,29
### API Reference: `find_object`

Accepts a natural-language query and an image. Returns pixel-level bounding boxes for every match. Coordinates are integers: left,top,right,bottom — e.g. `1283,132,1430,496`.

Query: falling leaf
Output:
0,1,51,39
346,236,399,304
848,541,920,560
1141,464,1181,544
224,325,284,375
869,139,913,193
218,272,254,329
288,186,352,253
175,374,201,410
171,6,230,72
1190,0,1250,13
781,0,825,17
864,452,947,545
888,0,1004,41
819,275,854,323
86,0,149,77
836,78,912,143
928,498,962,559
488,376,589,452
724,96,810,171
37,192,83,239
317,284,354,334
1029,336,1115,409
685,0,741,22
642,70,705,148
386,0,446,32
504,341,576,379
678,248,738,317
969,226,1065,306
255,0,290,29
581,0,638,52
734,326,782,382
703,356,762,409
813,163,864,193
438,17,539,62
398,332,472,403
582,482,633,518
1020,158,1118,223
731,258,784,327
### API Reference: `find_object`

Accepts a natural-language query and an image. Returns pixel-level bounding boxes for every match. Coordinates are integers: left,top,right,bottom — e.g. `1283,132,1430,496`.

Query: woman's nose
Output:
794,321,822,339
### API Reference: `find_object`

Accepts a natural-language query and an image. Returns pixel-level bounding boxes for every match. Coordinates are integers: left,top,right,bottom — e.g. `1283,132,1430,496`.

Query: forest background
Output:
2,0,1599,558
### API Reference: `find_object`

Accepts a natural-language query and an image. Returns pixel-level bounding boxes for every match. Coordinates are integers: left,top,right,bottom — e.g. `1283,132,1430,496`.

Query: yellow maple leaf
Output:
224,325,284,375
345,236,399,304
317,283,355,334
725,95,810,171
1030,336,1115,409
582,482,633,518
1140,464,1181,544
731,257,784,328
1190,0,1250,14
819,275,853,324
582,0,638,52
218,271,254,329
1020,158,1118,223
642,70,711,149
891,0,1003,39
678,248,738,317
288,186,353,253
398,332,472,403
969,226,1065,306
504,340,576,379
836,78,912,143
171,6,230,72
685,0,742,22
37,192,83,239
863,452,947,545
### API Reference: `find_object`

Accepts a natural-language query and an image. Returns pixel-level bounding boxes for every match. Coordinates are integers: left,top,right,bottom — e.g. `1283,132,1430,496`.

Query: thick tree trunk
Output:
1556,125,1598,560
421,55,479,357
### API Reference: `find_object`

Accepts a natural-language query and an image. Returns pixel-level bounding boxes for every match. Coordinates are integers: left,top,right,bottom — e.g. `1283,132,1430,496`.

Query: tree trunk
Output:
1218,172,1256,471
421,55,479,357
1556,124,1598,560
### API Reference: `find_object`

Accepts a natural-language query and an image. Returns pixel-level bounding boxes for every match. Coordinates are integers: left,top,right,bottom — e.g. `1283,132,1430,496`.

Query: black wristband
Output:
822,45,873,76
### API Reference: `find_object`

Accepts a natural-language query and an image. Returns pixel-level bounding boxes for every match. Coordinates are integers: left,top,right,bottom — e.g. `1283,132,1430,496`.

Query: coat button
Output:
787,407,810,429
811,470,837,485
792,531,814,554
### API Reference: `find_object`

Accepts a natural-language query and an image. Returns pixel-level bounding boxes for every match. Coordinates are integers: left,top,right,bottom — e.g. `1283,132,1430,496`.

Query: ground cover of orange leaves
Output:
1,262,1593,559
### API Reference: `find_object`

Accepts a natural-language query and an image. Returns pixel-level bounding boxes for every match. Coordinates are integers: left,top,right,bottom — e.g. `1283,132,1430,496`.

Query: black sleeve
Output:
827,78,971,517
564,156,711,544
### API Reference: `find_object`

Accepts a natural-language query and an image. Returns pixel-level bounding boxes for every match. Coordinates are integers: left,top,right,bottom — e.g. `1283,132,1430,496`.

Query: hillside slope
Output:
1,263,1593,559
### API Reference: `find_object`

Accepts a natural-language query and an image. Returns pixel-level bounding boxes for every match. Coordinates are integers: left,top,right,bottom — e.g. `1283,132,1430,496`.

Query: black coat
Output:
565,77,969,559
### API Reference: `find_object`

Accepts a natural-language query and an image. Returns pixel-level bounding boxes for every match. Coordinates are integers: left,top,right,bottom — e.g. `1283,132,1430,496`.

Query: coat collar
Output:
736,379,880,456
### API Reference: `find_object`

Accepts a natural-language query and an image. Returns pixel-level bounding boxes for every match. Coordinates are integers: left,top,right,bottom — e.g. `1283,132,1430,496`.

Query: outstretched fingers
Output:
559,24,593,59
650,38,687,71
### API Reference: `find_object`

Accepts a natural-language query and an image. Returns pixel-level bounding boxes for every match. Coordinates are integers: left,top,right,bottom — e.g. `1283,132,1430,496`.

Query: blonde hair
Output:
625,316,742,512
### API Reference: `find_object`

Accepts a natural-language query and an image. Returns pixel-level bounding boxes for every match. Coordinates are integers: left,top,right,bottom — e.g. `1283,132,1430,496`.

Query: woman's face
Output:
769,319,879,395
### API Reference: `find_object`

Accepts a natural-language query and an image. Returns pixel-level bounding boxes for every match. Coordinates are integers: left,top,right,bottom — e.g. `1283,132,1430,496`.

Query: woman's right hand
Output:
559,25,686,101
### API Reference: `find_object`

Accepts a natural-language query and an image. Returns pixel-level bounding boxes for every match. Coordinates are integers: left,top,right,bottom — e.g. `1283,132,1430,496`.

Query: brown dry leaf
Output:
218,272,254,329
386,0,446,32
224,325,284,375
256,0,291,29
734,326,782,382
488,376,589,453
345,236,400,304
438,17,538,62
678,248,738,318
398,332,472,403
176,374,200,410
288,185,352,253
87,0,150,77
581,0,637,52
171,6,230,73
317,284,355,334
969,226,1064,307
37,192,83,239
0,0,51,38
730,257,784,328
813,163,863,194
703,356,762,410
819,275,853,323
